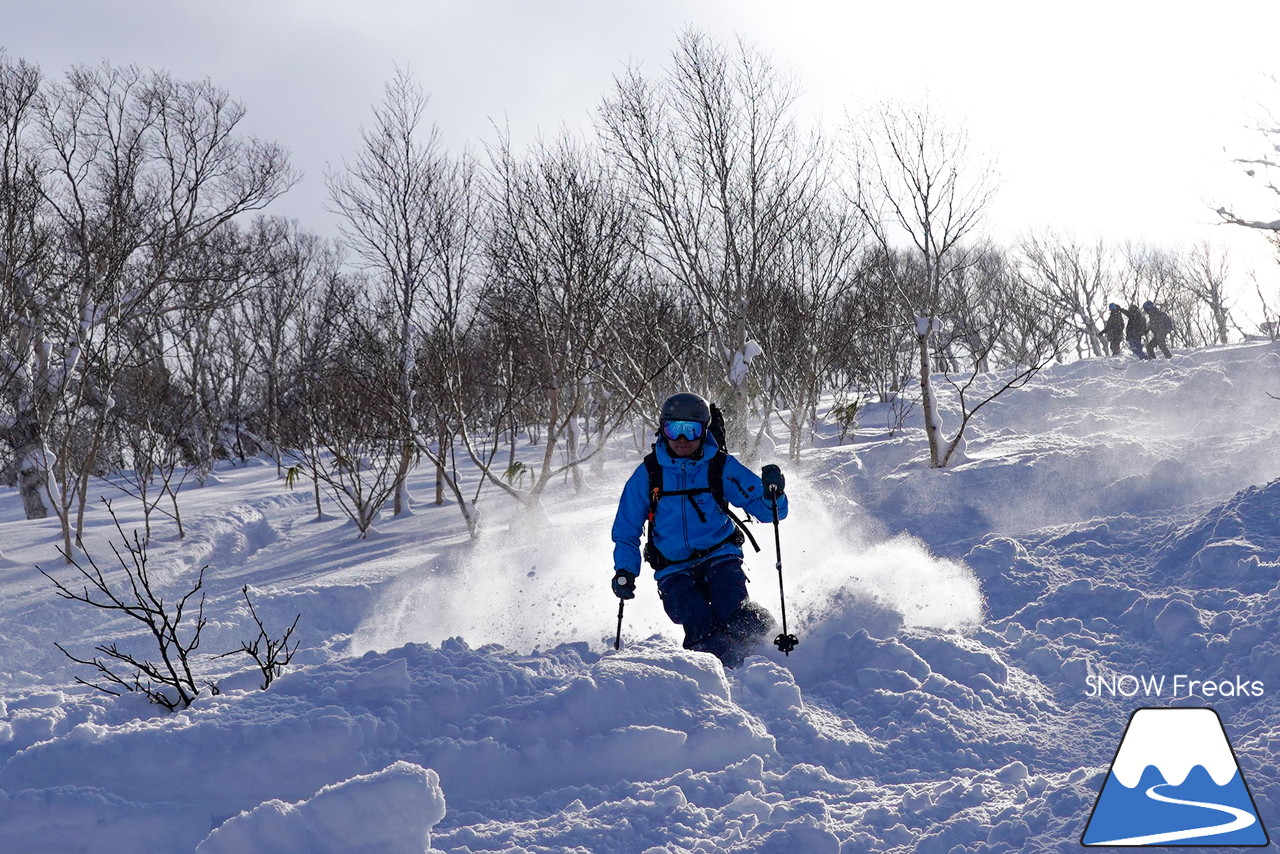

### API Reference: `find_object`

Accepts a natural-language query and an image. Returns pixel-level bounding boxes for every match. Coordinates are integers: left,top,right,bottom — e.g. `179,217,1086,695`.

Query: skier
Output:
1100,303,1125,356
1143,300,1174,359
610,392,787,668
1122,303,1149,359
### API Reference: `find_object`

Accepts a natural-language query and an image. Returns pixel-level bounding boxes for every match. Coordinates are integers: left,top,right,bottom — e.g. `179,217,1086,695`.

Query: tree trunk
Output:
441,466,478,539
14,428,49,519
169,488,185,539
435,424,447,506
73,409,111,549
393,308,415,516
567,385,585,494
392,443,413,516
530,391,560,504
917,327,944,468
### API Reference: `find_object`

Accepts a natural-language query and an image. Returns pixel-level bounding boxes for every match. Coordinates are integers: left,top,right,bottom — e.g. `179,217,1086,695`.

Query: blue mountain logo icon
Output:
1082,707,1269,846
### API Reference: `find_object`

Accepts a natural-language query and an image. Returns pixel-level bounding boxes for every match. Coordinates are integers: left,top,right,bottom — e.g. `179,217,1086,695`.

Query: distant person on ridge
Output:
610,392,786,669
1122,303,1149,359
1143,300,1174,359
1101,303,1125,356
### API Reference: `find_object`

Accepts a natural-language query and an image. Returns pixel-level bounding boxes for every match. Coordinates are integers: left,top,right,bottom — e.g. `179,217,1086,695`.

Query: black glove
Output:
761,464,785,498
612,569,636,600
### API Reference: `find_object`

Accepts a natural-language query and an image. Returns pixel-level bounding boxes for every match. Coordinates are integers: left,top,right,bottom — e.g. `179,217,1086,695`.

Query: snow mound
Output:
196,761,445,854
1156,477,1280,589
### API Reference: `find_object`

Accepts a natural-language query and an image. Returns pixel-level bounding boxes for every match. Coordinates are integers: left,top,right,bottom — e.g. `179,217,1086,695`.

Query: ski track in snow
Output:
0,343,1278,852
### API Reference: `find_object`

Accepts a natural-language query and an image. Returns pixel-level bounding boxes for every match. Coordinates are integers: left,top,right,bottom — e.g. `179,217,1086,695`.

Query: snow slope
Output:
1,343,1278,853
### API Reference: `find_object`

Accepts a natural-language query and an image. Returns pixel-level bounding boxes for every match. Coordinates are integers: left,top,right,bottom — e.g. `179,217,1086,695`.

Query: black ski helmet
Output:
660,392,710,425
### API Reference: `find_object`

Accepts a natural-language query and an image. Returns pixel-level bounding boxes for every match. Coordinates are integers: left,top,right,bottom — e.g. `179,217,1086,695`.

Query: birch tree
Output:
236,217,339,467
327,69,439,518
327,69,486,535
755,194,865,459
849,98,997,468
1178,241,1233,346
1217,74,1280,233
947,244,1067,419
8,63,293,554
1017,231,1112,359
598,29,821,451
481,131,644,502
413,145,484,524
303,294,407,538
1117,243,1205,345
0,51,53,518
847,248,921,414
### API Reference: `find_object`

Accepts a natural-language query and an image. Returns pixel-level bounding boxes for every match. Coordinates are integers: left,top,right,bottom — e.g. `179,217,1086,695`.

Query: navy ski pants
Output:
656,555,750,651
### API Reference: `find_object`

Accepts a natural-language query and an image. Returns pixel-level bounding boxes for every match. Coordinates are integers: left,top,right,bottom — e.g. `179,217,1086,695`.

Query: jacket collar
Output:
656,431,721,465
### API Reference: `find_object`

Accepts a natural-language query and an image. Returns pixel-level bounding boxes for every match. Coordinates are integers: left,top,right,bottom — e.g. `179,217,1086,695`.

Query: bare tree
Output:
297,291,409,538
287,266,363,522
0,52,53,519
849,97,998,467
414,144,485,525
1250,270,1280,341
755,192,865,459
236,217,338,468
1217,74,1280,233
846,248,920,419
327,68,443,519
1,62,293,555
164,223,265,480
479,130,646,502
903,244,1064,463
593,261,704,445
100,361,194,542
599,29,822,451
328,70,491,536
1179,240,1234,346
1017,230,1112,358
1118,242,1206,347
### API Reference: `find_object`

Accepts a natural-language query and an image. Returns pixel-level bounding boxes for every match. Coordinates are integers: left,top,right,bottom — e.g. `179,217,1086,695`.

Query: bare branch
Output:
218,586,300,690
39,498,208,710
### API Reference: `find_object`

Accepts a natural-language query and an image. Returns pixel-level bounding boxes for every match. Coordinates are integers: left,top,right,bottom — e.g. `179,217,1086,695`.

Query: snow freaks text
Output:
1086,673,1265,699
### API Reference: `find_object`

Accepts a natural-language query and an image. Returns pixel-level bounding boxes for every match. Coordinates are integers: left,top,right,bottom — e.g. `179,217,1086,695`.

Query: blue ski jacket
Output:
611,434,789,580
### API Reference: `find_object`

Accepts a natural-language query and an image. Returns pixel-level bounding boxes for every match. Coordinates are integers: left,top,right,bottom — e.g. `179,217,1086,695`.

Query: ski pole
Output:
770,496,798,655
614,598,626,651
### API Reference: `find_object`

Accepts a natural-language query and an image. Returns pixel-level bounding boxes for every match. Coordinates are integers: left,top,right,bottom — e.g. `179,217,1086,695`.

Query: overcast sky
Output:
6,1,1280,294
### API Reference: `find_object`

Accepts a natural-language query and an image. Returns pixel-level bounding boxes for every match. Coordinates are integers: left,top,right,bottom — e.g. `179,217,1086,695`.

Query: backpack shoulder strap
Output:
710,449,760,554
708,449,727,508
643,448,662,511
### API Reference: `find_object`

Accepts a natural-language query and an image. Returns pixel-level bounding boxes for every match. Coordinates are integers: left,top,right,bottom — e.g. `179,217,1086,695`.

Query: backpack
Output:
641,403,761,571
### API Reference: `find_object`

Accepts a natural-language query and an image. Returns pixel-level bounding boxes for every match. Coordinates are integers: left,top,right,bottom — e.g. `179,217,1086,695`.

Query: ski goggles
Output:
661,419,705,442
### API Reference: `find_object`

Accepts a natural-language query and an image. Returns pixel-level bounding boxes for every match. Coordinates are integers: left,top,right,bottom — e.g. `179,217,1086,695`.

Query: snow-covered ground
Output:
2,343,1279,853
